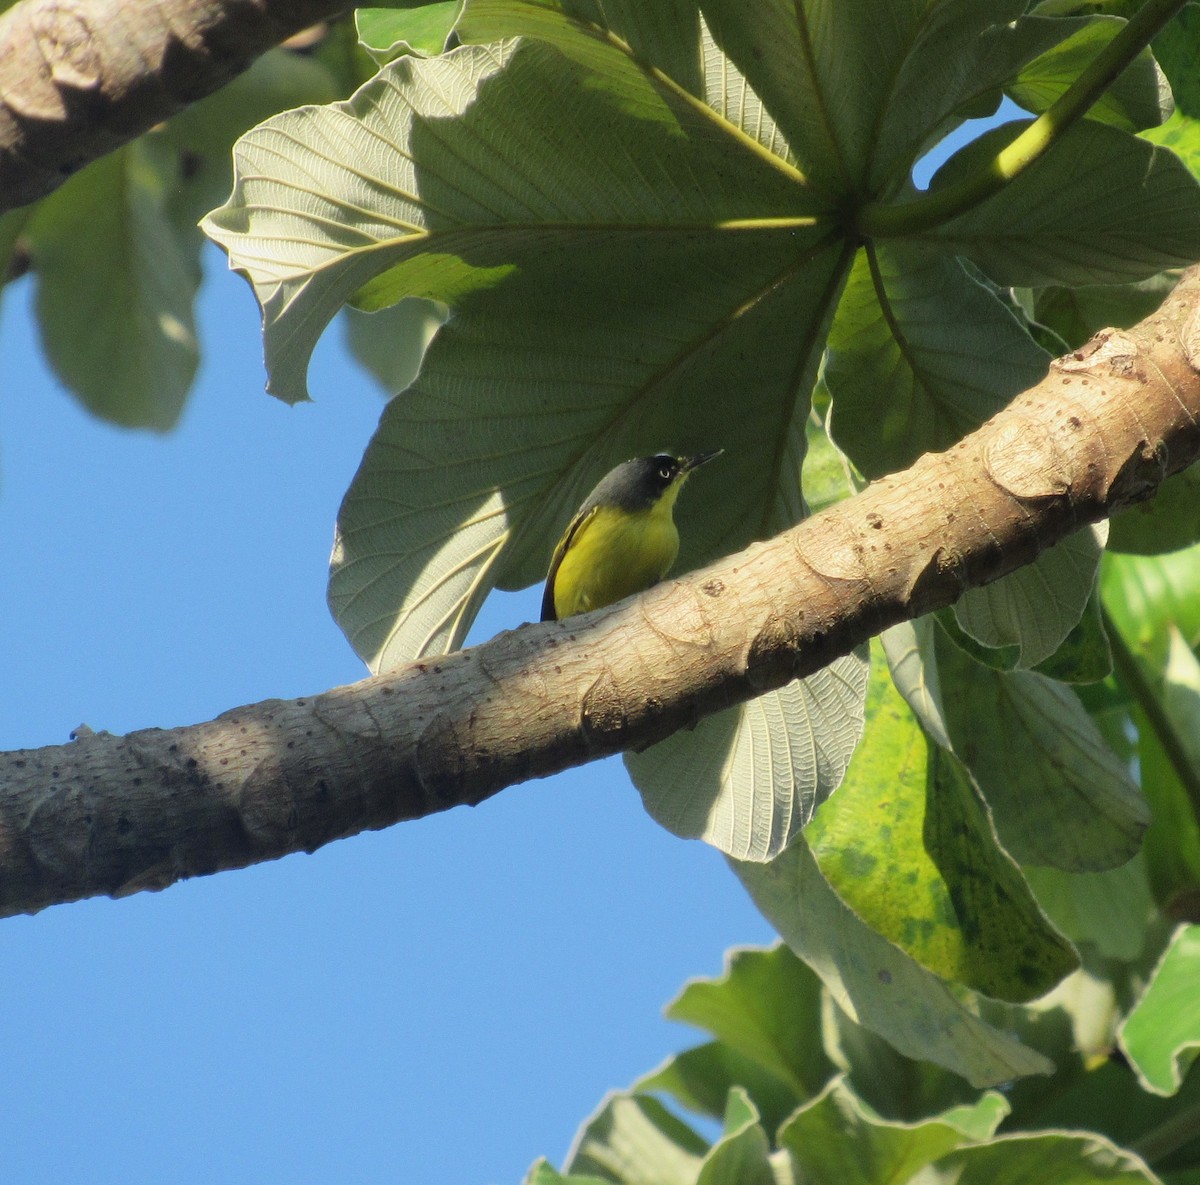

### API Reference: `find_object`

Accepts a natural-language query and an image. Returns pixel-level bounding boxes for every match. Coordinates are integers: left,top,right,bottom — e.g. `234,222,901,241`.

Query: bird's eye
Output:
658,464,673,481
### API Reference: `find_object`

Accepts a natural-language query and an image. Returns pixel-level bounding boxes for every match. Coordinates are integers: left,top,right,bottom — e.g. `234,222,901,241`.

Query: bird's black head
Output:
586,450,722,513
648,453,682,491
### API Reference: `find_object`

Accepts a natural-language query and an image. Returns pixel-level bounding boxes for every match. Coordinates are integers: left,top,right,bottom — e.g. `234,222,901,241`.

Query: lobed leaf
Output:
626,658,868,863
777,1077,1009,1185
806,648,1077,1002
357,4,464,59
927,119,1200,285
954,524,1107,670
1009,15,1171,133
938,1130,1159,1185
662,945,835,1106
935,625,1148,872
826,243,1050,479
564,1093,708,1184
26,143,199,430
733,835,1053,1088
1120,924,1200,1096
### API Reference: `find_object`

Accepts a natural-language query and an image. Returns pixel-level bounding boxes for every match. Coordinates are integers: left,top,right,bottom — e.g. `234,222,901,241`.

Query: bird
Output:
541,450,722,622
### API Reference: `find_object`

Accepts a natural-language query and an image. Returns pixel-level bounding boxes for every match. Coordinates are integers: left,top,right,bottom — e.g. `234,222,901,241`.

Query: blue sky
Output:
0,103,1004,1183
0,246,777,1184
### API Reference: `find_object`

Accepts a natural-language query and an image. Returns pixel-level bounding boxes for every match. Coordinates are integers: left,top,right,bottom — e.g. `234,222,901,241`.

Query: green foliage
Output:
525,942,1195,1184
29,0,1200,1177
805,647,1078,1001
625,654,868,861
953,524,1107,670
1121,924,1200,1095
826,244,1051,479
24,141,199,430
357,3,464,59
191,3,1200,1148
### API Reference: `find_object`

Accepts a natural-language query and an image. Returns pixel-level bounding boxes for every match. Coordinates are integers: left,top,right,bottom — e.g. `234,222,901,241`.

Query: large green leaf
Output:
25,142,199,430
341,298,446,396
1023,855,1154,960
635,1043,803,1141
203,35,820,406
935,625,1148,871
927,119,1200,285
733,836,1053,1088
661,946,835,1106
1149,1,1200,118
937,1131,1160,1185
1120,924,1200,1095
1102,546,1200,665
953,525,1107,670
694,1090,777,1185
1009,14,1171,132
461,0,706,99
625,658,867,862
698,0,1083,197
357,4,463,58
204,27,851,673
826,243,1050,479
564,1093,708,1184
806,647,1077,1002
777,1077,1008,1185
1109,463,1200,555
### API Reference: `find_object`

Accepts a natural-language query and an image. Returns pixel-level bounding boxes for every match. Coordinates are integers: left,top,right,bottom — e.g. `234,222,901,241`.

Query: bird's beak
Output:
680,449,723,473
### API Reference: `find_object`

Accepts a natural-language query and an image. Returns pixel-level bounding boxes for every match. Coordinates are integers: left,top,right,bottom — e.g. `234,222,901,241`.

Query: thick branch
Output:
4,267,1200,917
0,0,347,213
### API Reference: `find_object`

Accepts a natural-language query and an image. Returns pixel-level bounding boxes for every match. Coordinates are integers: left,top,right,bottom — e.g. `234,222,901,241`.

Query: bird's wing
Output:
541,504,599,622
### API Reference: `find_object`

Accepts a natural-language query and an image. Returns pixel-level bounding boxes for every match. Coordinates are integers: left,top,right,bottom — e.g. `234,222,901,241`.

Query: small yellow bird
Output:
541,451,722,622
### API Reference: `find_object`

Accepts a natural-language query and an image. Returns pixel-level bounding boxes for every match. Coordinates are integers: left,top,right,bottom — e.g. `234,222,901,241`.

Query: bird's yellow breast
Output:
551,499,681,620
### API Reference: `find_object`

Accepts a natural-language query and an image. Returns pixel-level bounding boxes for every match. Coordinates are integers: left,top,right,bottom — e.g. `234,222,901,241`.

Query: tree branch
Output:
0,0,348,213
4,266,1200,917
